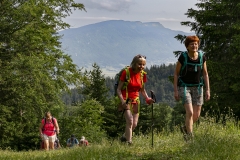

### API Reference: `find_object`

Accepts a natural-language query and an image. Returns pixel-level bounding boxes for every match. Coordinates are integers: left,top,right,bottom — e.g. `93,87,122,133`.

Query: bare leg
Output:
184,103,193,133
193,105,201,123
124,110,133,142
44,140,49,150
49,141,54,150
132,113,139,131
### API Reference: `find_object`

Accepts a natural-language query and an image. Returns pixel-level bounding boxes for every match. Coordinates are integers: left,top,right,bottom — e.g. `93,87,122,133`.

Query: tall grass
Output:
1,116,240,160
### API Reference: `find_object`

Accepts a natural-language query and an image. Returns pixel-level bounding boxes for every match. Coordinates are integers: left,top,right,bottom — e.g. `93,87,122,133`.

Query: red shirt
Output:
120,67,147,100
80,140,89,146
42,118,57,136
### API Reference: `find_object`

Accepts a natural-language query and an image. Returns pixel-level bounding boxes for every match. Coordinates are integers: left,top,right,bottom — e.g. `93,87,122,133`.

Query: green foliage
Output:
101,98,123,138
62,63,179,138
82,63,110,107
138,103,173,134
0,0,85,150
171,102,186,129
175,0,240,117
58,99,106,147
1,116,240,159
80,63,119,137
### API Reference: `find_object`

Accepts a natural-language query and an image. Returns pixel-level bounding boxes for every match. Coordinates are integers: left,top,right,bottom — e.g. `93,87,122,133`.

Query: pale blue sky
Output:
64,0,198,32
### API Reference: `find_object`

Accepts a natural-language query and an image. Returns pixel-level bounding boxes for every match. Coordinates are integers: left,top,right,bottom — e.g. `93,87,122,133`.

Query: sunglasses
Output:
137,55,147,59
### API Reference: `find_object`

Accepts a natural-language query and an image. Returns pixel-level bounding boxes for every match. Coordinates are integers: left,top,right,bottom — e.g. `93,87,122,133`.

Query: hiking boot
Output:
180,126,187,135
126,141,132,145
180,126,192,142
120,136,127,142
184,132,194,142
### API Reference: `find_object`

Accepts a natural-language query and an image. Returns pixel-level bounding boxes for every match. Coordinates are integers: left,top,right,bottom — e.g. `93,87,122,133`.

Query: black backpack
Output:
41,116,56,131
178,51,204,87
114,66,146,108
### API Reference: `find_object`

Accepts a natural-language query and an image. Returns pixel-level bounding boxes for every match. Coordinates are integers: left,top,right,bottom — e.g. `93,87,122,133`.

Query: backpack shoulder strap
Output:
41,117,46,131
125,66,130,82
123,66,131,99
198,52,203,69
140,70,147,88
180,51,188,75
44,117,46,126
52,117,55,125
52,117,58,132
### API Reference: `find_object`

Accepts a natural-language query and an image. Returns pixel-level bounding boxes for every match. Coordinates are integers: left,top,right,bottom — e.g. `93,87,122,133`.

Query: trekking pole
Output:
150,90,156,147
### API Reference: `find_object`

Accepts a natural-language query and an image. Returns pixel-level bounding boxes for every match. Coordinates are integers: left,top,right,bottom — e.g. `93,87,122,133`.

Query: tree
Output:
0,0,85,150
59,99,106,145
81,63,118,137
174,0,240,118
82,63,110,106
138,103,173,134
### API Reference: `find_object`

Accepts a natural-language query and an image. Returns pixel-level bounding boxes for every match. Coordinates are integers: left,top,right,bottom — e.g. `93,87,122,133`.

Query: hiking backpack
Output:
178,51,204,86
114,66,146,109
114,66,131,97
178,51,204,103
41,116,56,132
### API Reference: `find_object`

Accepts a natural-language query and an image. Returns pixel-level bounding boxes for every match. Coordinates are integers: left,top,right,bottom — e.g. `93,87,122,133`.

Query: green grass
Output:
1,120,240,160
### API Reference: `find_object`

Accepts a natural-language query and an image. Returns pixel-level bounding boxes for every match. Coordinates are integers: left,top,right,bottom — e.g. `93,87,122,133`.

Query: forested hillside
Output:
62,63,177,107
61,63,183,140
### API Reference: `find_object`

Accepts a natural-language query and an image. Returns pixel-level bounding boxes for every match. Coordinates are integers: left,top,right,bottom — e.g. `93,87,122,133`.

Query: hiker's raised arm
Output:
203,61,210,101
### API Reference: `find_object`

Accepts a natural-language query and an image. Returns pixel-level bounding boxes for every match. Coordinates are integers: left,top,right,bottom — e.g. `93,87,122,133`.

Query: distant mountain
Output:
59,20,190,77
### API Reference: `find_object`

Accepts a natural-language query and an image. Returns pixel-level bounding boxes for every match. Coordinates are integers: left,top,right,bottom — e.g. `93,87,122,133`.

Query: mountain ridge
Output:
59,20,190,77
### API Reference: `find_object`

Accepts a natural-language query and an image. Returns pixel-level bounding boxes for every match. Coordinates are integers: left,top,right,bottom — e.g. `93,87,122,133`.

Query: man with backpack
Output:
67,134,79,147
39,111,60,150
116,54,155,145
173,35,210,142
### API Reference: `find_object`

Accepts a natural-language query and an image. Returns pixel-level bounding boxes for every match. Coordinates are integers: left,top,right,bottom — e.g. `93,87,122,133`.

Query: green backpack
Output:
178,51,204,103
114,66,146,111
114,66,131,97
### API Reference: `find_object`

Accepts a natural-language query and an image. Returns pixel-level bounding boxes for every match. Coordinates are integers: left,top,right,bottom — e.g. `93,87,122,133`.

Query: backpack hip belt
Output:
126,97,140,114
179,78,203,104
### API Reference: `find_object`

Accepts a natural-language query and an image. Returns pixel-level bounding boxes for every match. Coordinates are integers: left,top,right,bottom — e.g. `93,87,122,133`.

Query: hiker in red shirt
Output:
79,136,89,146
117,54,154,144
39,111,60,150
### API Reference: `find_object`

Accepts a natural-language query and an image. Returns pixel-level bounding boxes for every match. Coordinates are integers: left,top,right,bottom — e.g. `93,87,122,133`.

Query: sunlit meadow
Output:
1,115,240,160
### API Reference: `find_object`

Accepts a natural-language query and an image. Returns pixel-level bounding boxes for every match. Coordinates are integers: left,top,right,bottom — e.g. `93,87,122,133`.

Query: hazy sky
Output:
64,0,198,32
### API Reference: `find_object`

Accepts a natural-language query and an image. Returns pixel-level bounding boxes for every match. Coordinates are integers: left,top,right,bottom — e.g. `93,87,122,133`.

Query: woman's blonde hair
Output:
45,111,51,117
130,54,146,69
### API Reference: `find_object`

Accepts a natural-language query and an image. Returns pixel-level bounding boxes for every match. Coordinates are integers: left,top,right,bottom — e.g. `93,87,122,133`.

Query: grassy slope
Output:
1,119,240,160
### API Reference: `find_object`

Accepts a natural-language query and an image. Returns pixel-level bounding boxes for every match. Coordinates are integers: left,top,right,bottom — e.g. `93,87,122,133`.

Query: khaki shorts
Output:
178,86,203,105
42,134,56,143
